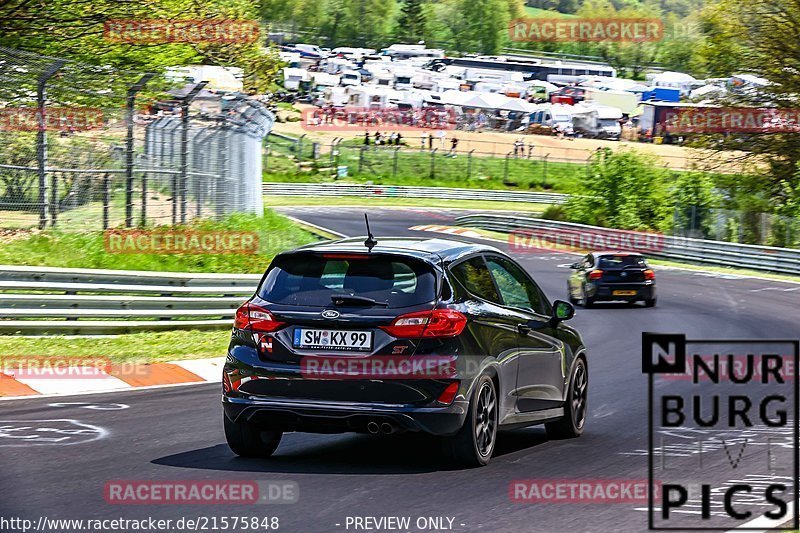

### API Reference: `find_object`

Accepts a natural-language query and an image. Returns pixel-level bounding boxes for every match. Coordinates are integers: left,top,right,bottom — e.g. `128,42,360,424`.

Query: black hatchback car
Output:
567,251,657,307
223,237,588,466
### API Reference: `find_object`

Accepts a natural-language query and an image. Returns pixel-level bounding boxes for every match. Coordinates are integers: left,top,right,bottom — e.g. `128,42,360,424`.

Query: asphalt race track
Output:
2,206,799,533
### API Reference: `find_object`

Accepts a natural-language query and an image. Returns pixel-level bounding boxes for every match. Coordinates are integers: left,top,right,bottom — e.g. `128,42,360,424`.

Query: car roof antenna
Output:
364,214,377,251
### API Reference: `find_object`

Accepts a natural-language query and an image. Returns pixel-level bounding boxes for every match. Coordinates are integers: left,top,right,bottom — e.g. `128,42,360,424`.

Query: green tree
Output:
566,149,671,231
669,170,719,238
397,0,426,42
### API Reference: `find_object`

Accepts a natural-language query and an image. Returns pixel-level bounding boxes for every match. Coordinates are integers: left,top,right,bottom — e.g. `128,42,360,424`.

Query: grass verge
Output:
0,209,318,274
0,330,229,363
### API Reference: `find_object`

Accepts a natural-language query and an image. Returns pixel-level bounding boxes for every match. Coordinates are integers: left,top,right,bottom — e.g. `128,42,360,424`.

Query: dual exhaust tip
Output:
367,421,397,435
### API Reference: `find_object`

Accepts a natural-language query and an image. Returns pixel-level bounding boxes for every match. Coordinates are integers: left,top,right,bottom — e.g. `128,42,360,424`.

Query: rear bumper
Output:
586,282,656,302
222,351,470,436
223,396,469,436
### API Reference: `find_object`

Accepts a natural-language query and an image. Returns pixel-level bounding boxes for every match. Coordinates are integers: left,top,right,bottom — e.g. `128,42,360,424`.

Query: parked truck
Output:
583,88,639,115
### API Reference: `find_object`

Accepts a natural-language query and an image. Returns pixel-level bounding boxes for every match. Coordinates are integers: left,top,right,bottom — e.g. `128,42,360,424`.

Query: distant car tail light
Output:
437,381,460,405
380,309,467,338
643,269,656,280
234,303,286,332
588,269,603,281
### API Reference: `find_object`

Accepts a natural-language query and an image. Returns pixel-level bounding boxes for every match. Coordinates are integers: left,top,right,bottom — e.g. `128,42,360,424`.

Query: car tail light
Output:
380,309,467,338
644,269,656,280
437,381,460,405
588,269,603,281
234,303,286,332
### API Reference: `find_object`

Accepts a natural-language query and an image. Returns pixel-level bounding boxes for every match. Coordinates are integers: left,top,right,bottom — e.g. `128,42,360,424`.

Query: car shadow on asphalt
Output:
152,428,550,474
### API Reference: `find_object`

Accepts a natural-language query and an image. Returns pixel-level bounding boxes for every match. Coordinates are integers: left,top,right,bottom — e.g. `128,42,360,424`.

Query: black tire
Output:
224,413,282,458
444,375,498,467
546,358,587,439
644,297,657,308
567,283,578,304
582,286,594,308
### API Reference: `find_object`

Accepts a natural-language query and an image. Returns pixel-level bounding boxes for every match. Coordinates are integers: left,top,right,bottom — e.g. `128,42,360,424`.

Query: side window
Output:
485,256,550,316
450,256,501,304
582,255,593,269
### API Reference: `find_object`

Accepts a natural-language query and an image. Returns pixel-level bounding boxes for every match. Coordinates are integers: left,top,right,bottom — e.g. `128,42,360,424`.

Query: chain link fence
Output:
0,46,274,231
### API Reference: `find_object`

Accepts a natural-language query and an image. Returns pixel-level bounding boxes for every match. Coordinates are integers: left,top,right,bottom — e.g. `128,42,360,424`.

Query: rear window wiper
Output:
330,294,389,307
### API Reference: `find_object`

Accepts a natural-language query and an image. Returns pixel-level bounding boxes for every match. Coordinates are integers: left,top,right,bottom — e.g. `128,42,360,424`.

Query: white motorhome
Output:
331,47,376,59
393,67,416,90
282,67,311,91
528,104,575,135
324,86,348,107
345,85,395,108
571,104,622,139
380,44,445,60
340,70,362,86
293,44,329,59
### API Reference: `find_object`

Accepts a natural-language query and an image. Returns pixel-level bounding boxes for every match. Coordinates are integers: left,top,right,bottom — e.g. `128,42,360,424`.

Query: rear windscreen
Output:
597,255,648,269
259,254,437,308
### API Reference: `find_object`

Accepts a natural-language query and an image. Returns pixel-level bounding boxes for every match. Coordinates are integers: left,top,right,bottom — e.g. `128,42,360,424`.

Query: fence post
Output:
329,138,339,176
297,134,306,163
36,59,65,230
125,74,154,228
430,149,437,179
504,152,511,182
467,150,474,179
543,154,549,185
49,173,58,226
178,81,208,225
358,146,365,173
393,147,400,177
102,173,110,230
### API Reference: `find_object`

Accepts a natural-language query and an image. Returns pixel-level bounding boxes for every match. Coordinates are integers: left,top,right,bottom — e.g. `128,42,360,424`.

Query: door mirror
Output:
570,262,581,269
552,300,575,322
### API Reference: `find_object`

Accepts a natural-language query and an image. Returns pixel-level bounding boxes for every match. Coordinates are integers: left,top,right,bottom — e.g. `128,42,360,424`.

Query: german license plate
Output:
613,290,637,296
293,328,372,351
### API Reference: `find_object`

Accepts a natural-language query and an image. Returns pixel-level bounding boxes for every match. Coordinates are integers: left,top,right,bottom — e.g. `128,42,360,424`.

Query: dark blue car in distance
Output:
223,236,588,467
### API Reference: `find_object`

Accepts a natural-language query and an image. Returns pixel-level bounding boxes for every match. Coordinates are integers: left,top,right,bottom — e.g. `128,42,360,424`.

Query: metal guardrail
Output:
455,215,800,275
0,266,260,334
263,182,568,204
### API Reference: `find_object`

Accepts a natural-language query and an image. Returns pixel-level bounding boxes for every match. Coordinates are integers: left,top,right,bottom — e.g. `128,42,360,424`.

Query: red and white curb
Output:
409,225,482,238
0,357,224,400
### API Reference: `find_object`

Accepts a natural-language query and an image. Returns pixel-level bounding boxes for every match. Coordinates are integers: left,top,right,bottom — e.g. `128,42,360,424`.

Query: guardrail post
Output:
430,149,437,179
102,173,110,230
393,147,400,177
467,150,474,179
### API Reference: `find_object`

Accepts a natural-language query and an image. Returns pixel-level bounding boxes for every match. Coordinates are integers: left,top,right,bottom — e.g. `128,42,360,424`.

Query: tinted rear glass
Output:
597,255,647,269
259,254,436,308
